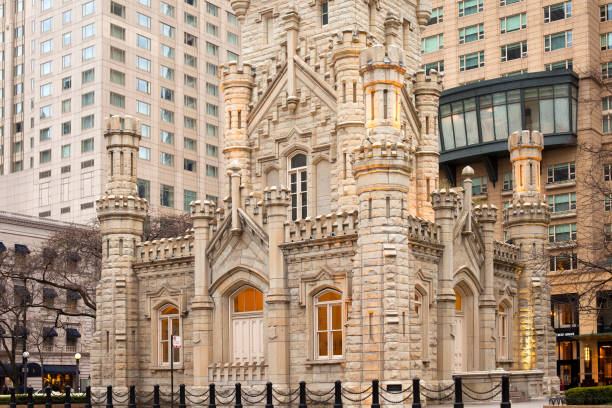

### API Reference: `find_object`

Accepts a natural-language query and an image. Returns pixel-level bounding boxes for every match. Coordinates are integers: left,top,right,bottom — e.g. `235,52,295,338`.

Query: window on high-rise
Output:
138,146,150,160
81,114,94,129
227,31,238,45
184,138,196,151
206,1,218,16
110,1,125,18
545,30,572,52
110,92,125,108
458,0,483,17
137,56,151,72
603,33,612,51
82,46,95,61
160,152,174,166
110,69,125,85
546,60,573,71
161,130,174,144
137,34,151,50
500,13,526,34
602,4,612,21
110,47,125,63
227,51,238,62
547,162,575,183
137,179,150,201
63,10,72,24
548,193,576,213
184,12,197,26
137,100,151,116
160,108,174,123
472,176,487,195
160,184,174,208
161,66,174,80
549,223,576,242
206,164,218,178
184,32,197,48
545,2,572,23
206,22,219,36
161,22,175,38
82,68,94,84
603,97,612,133
137,13,151,28
41,18,53,32
421,34,443,53
184,116,196,129
427,7,443,25
184,53,197,67
81,138,94,153
500,0,520,5
185,74,197,88
136,78,150,94
161,44,175,59
161,2,175,17
459,51,484,71
422,61,444,74
40,105,52,119
82,1,95,16
206,123,218,137
160,87,174,101
141,124,150,138
227,12,238,26
184,190,196,211
459,24,483,44
41,0,52,11
184,95,197,109
81,91,94,107
184,159,196,172
40,149,52,164
138,0,151,6
501,41,527,62
206,144,218,157
82,23,94,39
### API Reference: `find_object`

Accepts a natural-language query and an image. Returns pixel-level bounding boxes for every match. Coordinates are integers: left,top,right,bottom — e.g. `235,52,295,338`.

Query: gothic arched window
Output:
159,304,181,365
289,153,307,221
497,304,510,360
231,287,264,363
314,289,343,359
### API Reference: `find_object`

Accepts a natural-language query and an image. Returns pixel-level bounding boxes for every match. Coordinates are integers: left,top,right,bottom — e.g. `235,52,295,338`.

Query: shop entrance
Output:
599,342,612,385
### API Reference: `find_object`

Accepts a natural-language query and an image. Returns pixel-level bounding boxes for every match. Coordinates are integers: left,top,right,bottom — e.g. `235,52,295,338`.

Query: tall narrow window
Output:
314,290,343,359
497,305,509,360
263,12,273,44
231,287,264,363
289,153,307,220
321,2,328,26
159,304,180,364
383,89,388,119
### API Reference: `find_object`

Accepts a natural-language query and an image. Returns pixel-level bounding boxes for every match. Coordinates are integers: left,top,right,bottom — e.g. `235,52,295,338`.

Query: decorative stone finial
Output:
461,166,474,178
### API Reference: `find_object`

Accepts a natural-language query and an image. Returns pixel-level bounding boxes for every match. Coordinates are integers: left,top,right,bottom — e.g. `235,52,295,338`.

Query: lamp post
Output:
22,350,29,392
74,353,81,392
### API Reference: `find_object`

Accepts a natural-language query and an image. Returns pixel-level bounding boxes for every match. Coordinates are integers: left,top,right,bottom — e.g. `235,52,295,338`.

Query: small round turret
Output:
508,130,544,200
103,115,142,196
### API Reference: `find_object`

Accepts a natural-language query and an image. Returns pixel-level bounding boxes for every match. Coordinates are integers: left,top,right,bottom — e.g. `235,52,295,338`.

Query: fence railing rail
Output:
4,376,515,407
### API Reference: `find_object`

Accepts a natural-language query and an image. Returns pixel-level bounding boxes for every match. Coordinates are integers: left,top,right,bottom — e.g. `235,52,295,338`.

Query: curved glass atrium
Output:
438,71,578,164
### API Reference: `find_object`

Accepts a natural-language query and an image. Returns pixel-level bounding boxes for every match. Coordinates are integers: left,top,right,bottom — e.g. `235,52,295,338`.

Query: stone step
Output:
510,390,528,402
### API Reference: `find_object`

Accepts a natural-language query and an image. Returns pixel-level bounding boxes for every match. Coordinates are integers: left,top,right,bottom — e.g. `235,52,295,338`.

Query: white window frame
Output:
288,153,308,221
314,289,343,360
158,304,181,365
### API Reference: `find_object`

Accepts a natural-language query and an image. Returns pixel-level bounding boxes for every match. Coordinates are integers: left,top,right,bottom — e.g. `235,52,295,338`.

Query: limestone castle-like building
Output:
91,0,559,398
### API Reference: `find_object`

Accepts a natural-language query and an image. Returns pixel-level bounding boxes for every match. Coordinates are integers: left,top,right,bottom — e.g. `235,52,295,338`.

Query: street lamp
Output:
74,353,81,392
22,350,29,392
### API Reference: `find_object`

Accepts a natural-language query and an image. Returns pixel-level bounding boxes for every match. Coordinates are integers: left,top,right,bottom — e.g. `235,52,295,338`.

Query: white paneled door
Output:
232,314,264,363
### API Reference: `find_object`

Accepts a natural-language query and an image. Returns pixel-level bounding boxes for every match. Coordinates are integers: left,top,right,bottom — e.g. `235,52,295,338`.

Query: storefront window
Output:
599,342,612,385
597,291,612,333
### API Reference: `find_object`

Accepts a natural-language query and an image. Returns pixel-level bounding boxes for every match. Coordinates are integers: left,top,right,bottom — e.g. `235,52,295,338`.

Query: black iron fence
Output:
5,376,512,407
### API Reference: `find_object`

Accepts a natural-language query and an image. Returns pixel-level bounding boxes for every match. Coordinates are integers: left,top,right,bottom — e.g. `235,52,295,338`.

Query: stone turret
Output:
221,62,255,190
92,115,148,390
331,30,369,211
502,130,558,392
416,0,432,26
413,69,443,221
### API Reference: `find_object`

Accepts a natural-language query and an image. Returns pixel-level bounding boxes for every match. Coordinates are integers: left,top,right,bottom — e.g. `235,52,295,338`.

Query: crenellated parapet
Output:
352,141,413,189
502,201,550,228
473,204,498,225
508,130,544,200
431,188,461,213
416,0,432,27
405,215,441,244
493,241,520,265
284,210,359,243
103,115,142,196
134,234,195,264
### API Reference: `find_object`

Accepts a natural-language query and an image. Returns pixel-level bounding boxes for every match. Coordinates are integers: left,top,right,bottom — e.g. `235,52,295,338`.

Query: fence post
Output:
153,385,160,408
106,385,113,408
235,383,243,408
128,385,136,408
45,386,52,408
179,384,187,408
298,381,307,408
501,376,511,408
454,376,463,408
333,380,342,408
9,387,16,408
64,386,72,408
85,386,92,408
265,382,274,408
208,383,216,408
26,387,34,408
371,380,380,408
412,378,421,408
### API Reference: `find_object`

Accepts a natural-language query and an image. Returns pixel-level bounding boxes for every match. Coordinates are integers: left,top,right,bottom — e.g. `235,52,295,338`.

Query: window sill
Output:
550,210,576,220
496,359,514,364
150,365,184,371
501,190,513,197
473,193,488,200
545,180,576,190
305,359,345,367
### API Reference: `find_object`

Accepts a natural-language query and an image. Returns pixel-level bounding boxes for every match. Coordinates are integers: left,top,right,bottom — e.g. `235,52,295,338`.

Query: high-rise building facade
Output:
421,0,612,389
0,0,239,223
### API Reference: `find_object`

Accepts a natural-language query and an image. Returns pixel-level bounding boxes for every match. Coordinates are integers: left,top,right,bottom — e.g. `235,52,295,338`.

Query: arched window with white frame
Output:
231,287,264,363
497,304,510,360
288,153,307,221
314,289,343,360
159,304,181,365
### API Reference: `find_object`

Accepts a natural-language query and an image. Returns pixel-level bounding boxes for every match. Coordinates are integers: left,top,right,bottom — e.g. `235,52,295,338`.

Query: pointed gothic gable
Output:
206,210,269,286
247,56,337,133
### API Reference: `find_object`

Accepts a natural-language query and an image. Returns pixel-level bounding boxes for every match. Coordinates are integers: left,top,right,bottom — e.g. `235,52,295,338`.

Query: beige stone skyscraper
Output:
0,0,240,223
421,0,612,388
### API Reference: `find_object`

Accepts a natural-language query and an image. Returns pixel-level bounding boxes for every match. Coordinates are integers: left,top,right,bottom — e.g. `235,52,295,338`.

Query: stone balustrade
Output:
208,361,268,383
406,215,441,244
493,241,520,263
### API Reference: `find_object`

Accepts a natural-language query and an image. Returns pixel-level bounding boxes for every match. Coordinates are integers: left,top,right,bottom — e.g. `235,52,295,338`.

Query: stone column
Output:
190,200,216,387
431,188,459,380
228,161,242,234
283,8,299,111
473,200,498,371
263,187,290,385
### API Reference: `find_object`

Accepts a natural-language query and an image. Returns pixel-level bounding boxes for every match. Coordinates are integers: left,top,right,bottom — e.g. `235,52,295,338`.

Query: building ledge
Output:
501,190,512,197
150,365,184,372
304,359,345,367
550,210,576,220
545,181,576,191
